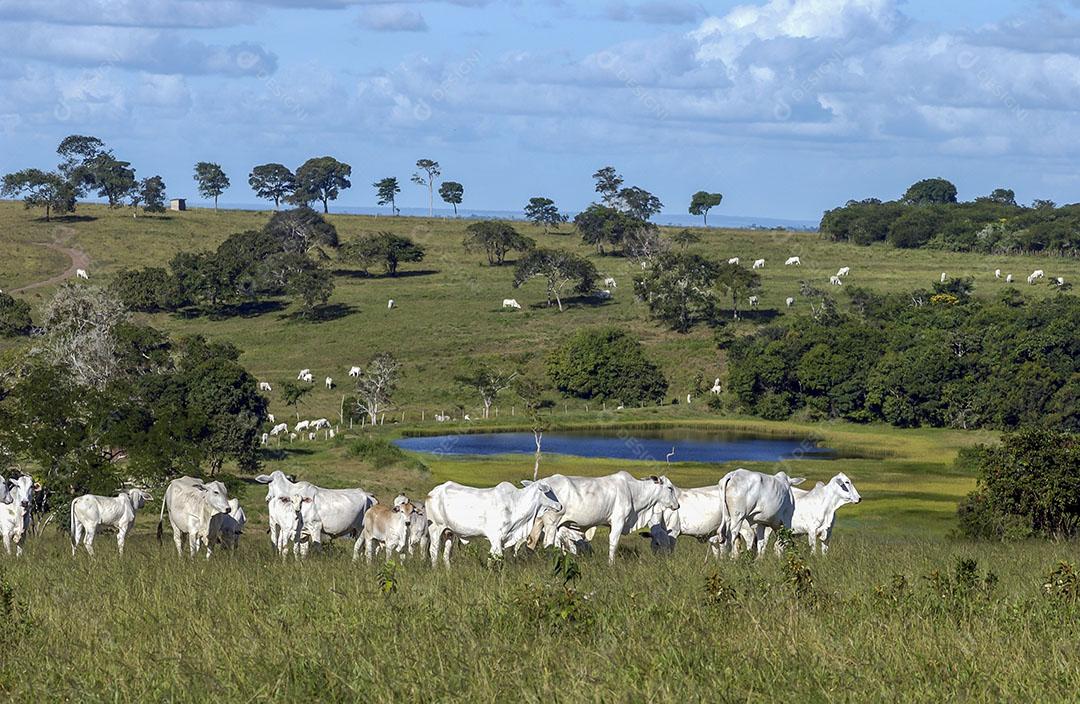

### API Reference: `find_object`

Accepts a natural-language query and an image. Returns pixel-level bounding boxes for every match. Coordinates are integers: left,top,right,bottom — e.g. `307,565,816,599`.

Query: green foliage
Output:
619,186,663,221
0,293,32,337
1,169,77,221
264,206,340,253
512,247,598,311
903,178,959,205
193,162,230,209
347,437,428,472
714,261,761,320
373,177,401,215
688,190,723,225
462,221,534,266
670,228,701,249
551,550,581,586
1043,562,1080,605
137,175,167,213
280,381,312,421
573,203,647,255
248,163,295,208
546,327,667,404
958,430,1080,540
376,560,400,596
292,156,351,213
633,252,720,332
438,181,464,215
109,267,182,313
703,571,738,607
342,232,426,276
411,159,441,216
523,197,566,232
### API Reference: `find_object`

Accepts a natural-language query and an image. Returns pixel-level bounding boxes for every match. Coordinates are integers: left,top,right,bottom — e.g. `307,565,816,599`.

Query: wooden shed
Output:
170,198,186,211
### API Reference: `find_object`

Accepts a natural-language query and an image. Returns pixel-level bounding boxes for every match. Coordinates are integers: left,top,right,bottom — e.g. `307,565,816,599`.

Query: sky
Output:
0,0,1076,222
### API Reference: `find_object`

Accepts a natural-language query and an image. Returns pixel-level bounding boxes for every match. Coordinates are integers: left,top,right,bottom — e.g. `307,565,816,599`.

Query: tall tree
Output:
689,191,723,226
902,178,958,205
341,232,425,276
280,381,312,421
573,204,643,255
439,181,464,215
39,283,128,389
592,166,624,207
248,163,296,209
411,159,441,216
633,252,720,332
715,262,762,320
1,169,76,221
462,221,534,266
619,186,663,221
455,360,517,419
137,175,167,214
193,162,230,211
670,228,701,249
374,177,401,215
513,248,598,311
293,156,351,214
87,153,137,207
524,197,567,233
56,135,107,181
354,353,401,425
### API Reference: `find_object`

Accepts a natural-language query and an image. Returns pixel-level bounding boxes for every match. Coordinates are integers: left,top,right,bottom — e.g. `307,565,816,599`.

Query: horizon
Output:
1,0,1074,221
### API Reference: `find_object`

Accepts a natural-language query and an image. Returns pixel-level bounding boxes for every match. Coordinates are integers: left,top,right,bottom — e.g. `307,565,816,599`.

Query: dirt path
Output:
11,227,91,293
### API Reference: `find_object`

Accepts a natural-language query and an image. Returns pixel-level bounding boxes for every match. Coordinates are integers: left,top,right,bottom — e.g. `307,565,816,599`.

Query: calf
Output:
354,500,415,562
213,498,247,550
70,489,152,556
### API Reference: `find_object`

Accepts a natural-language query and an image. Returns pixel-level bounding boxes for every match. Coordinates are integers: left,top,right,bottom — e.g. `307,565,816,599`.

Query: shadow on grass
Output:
40,215,98,223
331,268,440,280
258,447,317,462
737,308,781,323
281,303,357,323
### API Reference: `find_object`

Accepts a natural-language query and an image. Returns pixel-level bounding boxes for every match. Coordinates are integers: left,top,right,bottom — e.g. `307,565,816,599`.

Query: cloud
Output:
605,0,706,25
356,5,428,31
0,0,255,28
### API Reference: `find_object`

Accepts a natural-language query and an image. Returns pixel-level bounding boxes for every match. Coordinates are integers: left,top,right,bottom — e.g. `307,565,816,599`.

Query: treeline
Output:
820,178,1080,254
727,283,1080,432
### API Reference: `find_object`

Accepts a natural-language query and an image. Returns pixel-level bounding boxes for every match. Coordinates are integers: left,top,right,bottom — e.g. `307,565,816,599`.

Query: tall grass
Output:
4,532,1080,701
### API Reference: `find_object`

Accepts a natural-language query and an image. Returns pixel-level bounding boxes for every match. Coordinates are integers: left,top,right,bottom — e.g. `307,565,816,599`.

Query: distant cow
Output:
1006,274,1013,283
325,376,333,390
994,268,1001,279
836,266,850,277
786,296,795,307
502,299,522,309
940,272,947,283
727,257,739,265
311,418,331,430
603,276,617,288
270,422,288,436
157,477,232,559
349,366,362,377
830,275,842,286
70,489,153,556
785,256,801,266
76,268,89,280
297,368,311,380
388,299,395,309
258,381,272,392
295,420,311,433
748,295,759,307
752,259,765,269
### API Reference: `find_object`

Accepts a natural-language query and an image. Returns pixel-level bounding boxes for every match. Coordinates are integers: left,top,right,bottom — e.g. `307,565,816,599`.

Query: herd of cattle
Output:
0,468,861,564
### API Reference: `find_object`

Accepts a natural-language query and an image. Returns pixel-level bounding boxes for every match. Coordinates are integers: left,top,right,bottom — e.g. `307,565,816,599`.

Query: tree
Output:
715,262,761,319
287,266,334,316
573,204,644,255
902,178,958,205
341,232,426,276
248,163,295,209
689,191,723,225
264,206,340,254
546,328,668,405
462,221,535,266
354,353,401,425
524,197,567,233
977,188,1016,206
374,177,401,215
0,293,32,337
512,374,551,481
137,175,167,214
411,159,441,216
592,166,624,207
109,268,181,312
87,153,136,207
193,162,230,211
439,181,464,215
293,156,351,214
39,284,128,389
455,360,517,419
56,135,106,181
619,186,663,221
280,381,312,421
671,228,701,249
513,248,598,311
1,169,76,221
633,252,720,332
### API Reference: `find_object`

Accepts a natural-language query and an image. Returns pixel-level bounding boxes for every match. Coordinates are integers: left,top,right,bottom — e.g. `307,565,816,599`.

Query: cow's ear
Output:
255,474,272,484
789,477,806,486
194,485,206,492
520,480,533,487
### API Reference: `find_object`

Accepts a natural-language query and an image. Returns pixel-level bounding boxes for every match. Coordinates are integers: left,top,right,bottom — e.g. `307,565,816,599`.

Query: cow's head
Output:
775,471,805,487
647,475,680,511
9,476,35,507
532,481,563,515
195,482,231,514
392,502,414,527
830,473,861,504
127,488,152,510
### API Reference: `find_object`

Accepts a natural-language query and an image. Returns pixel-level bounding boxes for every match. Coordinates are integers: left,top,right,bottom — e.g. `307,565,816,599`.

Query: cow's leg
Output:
819,529,831,555
172,528,184,558
427,524,441,568
71,521,83,557
754,525,770,558
808,531,817,554
607,520,624,564
352,535,365,563
117,523,131,556
2,534,11,556
84,526,97,557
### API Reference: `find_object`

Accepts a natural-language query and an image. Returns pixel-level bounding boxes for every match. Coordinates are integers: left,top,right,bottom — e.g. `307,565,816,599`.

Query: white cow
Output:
295,420,311,433
269,422,288,437
752,258,765,269
255,470,377,553
0,498,29,557
748,295,759,307
301,372,314,383
830,275,842,286
388,299,395,309
710,377,722,395
786,296,795,307
425,480,563,567
753,473,862,555
528,472,680,564
261,432,269,445
716,468,804,558
258,381,272,392
502,298,521,309
265,492,314,557
1057,276,1066,286
401,496,430,556
268,414,275,424
785,256,801,266
604,276,618,288
940,272,947,283
1006,274,1013,283
157,476,232,559
213,498,247,550
643,484,725,556
349,366,362,377
325,376,333,390
836,266,850,277
297,368,311,380
354,500,415,562
994,268,1001,279
76,268,89,280
312,418,331,430
728,257,739,265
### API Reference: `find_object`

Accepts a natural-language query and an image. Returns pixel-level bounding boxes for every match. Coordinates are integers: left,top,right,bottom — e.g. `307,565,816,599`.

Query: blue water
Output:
394,429,836,463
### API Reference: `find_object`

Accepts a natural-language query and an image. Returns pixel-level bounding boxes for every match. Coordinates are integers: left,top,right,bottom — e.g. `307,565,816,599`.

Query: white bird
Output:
666,447,675,464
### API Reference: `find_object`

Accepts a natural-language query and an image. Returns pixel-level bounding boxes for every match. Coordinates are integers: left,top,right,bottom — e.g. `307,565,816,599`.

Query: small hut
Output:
170,198,186,211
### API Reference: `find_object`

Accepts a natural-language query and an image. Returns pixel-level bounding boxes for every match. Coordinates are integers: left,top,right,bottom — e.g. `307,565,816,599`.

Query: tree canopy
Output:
546,328,667,405
512,248,598,311
462,221,534,266
293,156,351,213
249,163,296,209
439,181,464,215
193,162,230,210
689,191,723,225
342,232,426,276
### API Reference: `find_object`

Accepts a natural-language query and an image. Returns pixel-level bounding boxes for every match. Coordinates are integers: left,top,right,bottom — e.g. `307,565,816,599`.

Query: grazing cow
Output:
752,258,765,269
642,484,725,556
1032,269,1045,280
785,256,801,266
1057,276,1065,286
354,501,415,562
728,257,739,265
297,368,311,380
268,414,275,424
261,432,269,445
830,275,842,286
527,472,679,564
258,381,272,392
748,295,759,307
295,420,311,433
157,476,232,559
301,372,314,383
255,470,377,554
502,298,522,309
786,296,795,307
270,422,289,437
312,418,331,430
940,272,947,283
995,269,1001,279
76,268,89,280
604,276,618,288
425,480,563,567
349,366,362,377
213,498,246,550
597,289,612,300
325,376,333,390
388,299,395,309
836,266,850,277
1006,274,1014,283
710,377,722,395
716,468,804,558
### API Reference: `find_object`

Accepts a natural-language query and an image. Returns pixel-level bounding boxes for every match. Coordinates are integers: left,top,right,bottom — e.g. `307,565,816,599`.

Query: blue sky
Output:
0,0,1076,221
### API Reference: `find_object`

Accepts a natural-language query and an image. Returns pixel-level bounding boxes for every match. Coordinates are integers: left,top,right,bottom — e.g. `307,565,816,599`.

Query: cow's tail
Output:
69,498,77,550
716,473,732,546
156,488,167,544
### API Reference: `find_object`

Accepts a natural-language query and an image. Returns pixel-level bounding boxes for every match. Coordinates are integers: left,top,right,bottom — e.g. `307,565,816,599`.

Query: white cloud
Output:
356,5,428,31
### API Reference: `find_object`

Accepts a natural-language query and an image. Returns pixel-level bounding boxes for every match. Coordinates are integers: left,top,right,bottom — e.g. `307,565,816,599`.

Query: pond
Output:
394,428,837,463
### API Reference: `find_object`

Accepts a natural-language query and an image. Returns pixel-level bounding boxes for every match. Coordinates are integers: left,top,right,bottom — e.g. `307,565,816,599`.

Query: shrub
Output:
347,437,428,472
0,293,32,336
109,267,182,312
1043,561,1080,606
546,327,667,405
